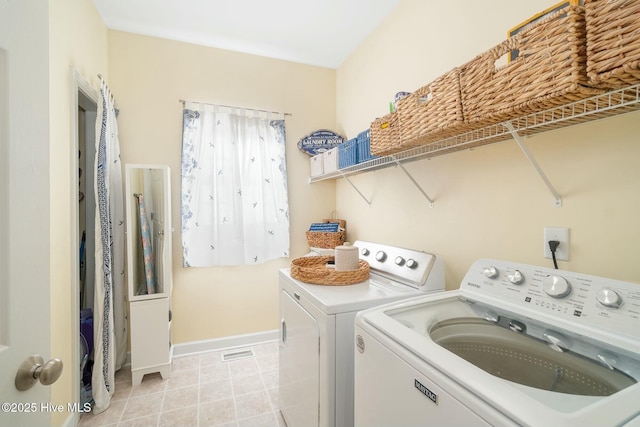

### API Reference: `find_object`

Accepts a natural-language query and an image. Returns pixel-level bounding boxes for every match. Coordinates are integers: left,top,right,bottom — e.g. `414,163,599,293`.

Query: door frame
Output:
71,70,98,424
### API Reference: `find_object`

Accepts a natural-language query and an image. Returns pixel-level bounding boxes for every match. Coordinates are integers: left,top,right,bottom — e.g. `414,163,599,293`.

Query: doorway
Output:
73,72,98,416
78,90,97,311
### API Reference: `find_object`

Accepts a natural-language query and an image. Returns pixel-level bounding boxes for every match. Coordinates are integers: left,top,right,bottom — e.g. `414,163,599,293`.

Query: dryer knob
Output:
395,256,405,266
361,248,370,256
375,251,387,262
596,288,622,308
482,266,499,279
406,258,418,269
542,275,572,298
508,270,524,285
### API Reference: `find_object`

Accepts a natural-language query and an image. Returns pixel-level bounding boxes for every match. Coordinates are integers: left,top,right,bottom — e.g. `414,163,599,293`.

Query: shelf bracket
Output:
504,121,562,207
390,155,434,207
339,171,372,206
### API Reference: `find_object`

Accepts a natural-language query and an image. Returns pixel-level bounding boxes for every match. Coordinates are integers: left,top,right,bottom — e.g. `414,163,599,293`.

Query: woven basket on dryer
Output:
290,256,370,286
396,68,466,147
585,0,640,89
460,5,602,129
305,219,346,249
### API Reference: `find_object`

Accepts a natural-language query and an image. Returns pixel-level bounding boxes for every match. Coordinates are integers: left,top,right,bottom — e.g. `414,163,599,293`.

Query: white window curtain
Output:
181,104,290,266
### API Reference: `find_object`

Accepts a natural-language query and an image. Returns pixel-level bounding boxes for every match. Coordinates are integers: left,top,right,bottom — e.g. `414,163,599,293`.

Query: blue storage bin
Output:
338,138,358,168
356,129,376,163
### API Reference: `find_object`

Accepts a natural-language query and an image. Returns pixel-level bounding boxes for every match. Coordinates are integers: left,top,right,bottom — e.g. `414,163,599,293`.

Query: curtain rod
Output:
179,99,292,117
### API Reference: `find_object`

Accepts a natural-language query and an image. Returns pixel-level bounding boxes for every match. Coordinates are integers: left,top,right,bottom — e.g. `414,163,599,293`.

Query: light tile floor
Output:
79,341,285,427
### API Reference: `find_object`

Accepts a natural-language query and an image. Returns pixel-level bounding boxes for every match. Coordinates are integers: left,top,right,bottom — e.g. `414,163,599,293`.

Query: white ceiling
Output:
91,0,400,69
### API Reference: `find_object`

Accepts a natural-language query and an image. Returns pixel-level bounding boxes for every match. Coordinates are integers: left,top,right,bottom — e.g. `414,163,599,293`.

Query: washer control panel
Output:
354,240,444,292
461,259,640,338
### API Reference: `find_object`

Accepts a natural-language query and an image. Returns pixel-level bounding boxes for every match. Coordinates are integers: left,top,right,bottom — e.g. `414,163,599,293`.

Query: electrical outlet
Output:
543,227,569,261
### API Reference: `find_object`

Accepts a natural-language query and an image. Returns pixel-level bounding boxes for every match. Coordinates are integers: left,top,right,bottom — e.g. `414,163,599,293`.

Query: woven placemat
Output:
290,256,370,286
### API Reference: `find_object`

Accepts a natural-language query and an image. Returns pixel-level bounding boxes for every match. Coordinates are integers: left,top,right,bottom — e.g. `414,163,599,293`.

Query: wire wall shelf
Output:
310,83,640,185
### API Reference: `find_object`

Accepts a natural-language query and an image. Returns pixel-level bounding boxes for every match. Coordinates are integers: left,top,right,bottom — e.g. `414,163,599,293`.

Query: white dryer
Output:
354,259,640,426
279,240,445,427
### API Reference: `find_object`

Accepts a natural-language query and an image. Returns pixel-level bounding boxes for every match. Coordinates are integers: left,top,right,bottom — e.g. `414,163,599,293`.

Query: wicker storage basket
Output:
305,219,346,249
290,256,370,285
585,0,640,89
396,68,466,146
370,112,408,156
460,5,602,128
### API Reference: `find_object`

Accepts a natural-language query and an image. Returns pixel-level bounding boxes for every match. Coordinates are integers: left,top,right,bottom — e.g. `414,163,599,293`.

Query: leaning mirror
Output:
124,164,172,301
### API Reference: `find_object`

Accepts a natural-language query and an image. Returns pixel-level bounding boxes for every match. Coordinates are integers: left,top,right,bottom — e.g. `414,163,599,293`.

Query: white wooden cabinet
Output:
125,164,173,385
129,298,171,385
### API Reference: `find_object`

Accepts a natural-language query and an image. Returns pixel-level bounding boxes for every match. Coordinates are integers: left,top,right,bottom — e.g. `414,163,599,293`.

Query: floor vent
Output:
221,348,255,362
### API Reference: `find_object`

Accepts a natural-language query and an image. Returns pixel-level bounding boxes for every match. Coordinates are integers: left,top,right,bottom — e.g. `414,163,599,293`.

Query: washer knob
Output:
542,275,572,298
596,288,622,308
483,266,499,279
395,256,405,266
406,259,418,269
361,248,370,256
375,251,387,262
508,270,524,285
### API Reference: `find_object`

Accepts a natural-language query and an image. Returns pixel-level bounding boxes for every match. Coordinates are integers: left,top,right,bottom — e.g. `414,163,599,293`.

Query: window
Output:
181,105,290,266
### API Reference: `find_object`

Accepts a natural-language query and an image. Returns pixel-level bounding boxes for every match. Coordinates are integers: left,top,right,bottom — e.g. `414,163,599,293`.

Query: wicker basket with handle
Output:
396,68,466,147
370,112,415,157
585,0,640,89
460,5,602,129
305,219,346,249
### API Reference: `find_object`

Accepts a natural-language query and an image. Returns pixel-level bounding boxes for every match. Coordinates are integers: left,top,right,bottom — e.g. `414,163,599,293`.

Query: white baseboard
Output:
172,329,279,358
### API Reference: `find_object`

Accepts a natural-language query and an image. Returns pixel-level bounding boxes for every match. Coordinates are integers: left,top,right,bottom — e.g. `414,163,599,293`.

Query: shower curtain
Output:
92,78,126,414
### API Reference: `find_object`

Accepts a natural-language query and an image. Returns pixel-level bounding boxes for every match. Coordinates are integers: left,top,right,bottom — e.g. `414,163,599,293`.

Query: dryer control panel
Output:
460,259,640,346
354,240,444,292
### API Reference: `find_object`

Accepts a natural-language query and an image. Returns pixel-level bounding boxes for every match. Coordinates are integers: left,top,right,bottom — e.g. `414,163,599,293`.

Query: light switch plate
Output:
543,227,569,261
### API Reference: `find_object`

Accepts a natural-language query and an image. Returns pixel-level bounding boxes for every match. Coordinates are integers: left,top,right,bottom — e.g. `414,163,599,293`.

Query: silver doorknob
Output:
15,355,64,391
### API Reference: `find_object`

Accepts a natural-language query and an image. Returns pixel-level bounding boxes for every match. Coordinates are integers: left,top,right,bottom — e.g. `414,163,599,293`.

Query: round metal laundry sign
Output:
297,129,345,156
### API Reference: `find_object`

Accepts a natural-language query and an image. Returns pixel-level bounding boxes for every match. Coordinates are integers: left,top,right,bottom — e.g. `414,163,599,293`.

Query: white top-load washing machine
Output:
354,259,640,427
279,240,445,427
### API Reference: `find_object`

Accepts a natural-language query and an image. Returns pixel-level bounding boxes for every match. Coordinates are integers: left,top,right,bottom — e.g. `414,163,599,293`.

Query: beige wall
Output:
49,0,108,424
336,0,640,288
107,32,337,343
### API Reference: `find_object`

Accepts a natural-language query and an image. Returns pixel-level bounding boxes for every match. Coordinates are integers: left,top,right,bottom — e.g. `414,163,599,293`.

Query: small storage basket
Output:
322,147,339,174
338,138,358,169
460,5,602,128
585,0,640,89
309,153,323,177
290,256,370,286
370,112,406,156
356,129,376,163
305,219,346,249
396,68,466,146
